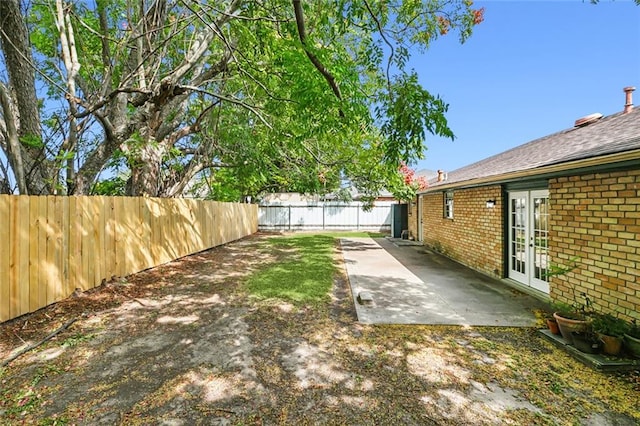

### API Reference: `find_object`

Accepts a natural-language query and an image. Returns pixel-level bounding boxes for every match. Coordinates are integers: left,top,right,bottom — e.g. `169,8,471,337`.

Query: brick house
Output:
411,87,640,322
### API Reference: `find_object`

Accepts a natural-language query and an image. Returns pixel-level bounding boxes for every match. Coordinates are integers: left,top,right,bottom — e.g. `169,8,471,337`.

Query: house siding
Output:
420,186,504,278
549,169,640,322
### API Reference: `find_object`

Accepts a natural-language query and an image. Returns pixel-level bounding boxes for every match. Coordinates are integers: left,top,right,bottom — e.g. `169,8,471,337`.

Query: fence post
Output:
322,203,326,230
357,204,360,230
288,205,291,231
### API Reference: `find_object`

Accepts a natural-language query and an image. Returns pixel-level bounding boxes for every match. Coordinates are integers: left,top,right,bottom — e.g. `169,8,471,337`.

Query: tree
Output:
0,0,484,197
393,162,428,203
0,0,55,194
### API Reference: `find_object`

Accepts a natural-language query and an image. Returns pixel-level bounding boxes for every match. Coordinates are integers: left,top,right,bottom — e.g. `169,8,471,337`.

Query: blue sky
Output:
411,0,640,175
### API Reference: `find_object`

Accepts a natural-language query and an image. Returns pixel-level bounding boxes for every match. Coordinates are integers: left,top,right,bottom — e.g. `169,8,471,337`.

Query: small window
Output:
444,191,454,219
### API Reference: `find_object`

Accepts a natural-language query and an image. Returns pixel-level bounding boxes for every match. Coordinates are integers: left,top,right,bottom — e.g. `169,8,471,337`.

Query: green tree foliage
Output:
0,0,483,199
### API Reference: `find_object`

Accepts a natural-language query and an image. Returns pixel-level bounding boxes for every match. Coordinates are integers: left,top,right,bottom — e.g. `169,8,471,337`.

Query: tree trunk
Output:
0,82,27,194
0,0,40,139
0,0,53,194
128,142,165,197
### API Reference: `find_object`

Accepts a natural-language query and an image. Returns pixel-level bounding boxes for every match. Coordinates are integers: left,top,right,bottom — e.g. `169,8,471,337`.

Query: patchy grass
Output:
61,332,96,348
246,234,336,304
1,364,62,420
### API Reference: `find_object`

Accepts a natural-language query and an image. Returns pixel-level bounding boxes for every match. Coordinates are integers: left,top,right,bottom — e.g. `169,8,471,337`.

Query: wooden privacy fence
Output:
0,195,258,323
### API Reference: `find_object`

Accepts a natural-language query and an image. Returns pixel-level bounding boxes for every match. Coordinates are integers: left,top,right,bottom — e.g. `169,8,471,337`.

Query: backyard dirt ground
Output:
1,233,639,425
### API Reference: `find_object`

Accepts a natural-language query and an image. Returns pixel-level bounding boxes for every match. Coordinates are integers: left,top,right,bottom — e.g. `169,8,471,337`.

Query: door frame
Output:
507,189,550,293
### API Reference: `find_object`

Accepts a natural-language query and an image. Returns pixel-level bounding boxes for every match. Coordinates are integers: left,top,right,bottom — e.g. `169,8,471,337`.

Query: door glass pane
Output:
533,196,549,281
510,197,526,274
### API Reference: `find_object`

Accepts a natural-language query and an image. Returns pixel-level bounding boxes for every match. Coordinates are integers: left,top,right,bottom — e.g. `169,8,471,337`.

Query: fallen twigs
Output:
1,317,78,367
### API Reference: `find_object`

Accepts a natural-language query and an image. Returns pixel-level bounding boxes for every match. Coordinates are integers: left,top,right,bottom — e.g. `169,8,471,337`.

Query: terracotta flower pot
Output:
553,312,589,342
597,333,623,356
546,318,560,335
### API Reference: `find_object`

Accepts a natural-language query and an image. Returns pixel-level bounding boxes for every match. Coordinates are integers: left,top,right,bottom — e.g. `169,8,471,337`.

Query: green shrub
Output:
591,313,629,337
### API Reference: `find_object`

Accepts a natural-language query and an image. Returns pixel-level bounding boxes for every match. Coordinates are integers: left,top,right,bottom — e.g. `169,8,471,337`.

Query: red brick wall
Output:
420,186,504,278
549,170,640,322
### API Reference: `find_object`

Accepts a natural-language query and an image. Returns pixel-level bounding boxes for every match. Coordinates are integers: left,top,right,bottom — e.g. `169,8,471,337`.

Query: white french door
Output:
508,190,550,293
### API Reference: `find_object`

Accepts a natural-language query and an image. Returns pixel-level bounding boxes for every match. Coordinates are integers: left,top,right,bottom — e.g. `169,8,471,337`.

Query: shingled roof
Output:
426,106,640,190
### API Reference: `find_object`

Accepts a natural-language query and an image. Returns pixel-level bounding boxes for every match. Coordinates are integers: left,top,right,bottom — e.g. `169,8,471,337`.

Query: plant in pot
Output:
570,327,602,354
623,319,640,359
545,314,560,335
591,313,629,356
537,307,560,335
546,258,592,341
552,300,592,342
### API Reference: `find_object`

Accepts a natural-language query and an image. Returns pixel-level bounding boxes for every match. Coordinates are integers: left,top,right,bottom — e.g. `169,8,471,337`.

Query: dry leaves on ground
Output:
1,233,638,425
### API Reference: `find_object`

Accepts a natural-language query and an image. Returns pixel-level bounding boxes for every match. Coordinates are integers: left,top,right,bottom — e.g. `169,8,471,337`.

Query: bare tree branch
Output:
74,87,153,119
179,84,272,129
168,0,242,84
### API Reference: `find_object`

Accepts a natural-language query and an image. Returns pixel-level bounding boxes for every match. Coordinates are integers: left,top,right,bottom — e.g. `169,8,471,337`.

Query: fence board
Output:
105,197,116,279
204,202,212,248
7,197,16,317
113,197,125,277
127,197,139,271
87,197,98,287
95,197,106,287
60,197,70,297
76,196,89,291
0,196,257,323
0,196,9,322
86,196,97,288
188,199,200,253
37,198,48,308
68,197,79,292
50,196,64,303
18,197,30,315
147,198,160,265
29,197,41,311
135,198,147,272
212,202,221,247
9,197,29,317
139,198,152,271
176,199,189,258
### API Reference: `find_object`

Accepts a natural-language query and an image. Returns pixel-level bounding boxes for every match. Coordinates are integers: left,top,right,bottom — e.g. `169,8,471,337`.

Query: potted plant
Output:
624,319,640,359
546,315,560,335
552,301,592,342
546,258,592,341
571,329,602,354
591,313,629,356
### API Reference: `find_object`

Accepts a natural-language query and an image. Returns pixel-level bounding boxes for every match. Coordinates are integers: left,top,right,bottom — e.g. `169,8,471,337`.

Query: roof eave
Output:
419,148,640,193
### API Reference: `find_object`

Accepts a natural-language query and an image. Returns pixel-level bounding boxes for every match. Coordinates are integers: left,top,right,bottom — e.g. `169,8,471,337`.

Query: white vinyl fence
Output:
258,202,393,231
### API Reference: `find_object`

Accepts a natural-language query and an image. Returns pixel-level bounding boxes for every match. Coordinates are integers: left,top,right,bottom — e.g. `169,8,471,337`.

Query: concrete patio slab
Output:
341,237,546,326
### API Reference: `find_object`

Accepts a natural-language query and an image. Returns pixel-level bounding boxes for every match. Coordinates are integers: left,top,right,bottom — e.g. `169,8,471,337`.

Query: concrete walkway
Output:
341,237,546,326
